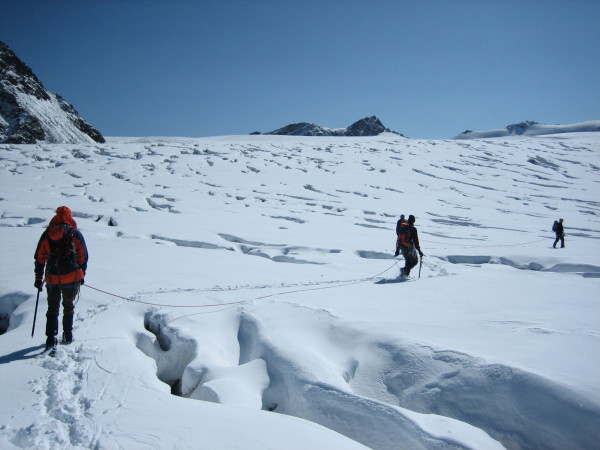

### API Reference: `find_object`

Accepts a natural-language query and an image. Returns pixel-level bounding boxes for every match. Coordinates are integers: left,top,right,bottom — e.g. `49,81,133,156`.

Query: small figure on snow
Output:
34,206,88,350
394,214,407,256
397,215,424,277
552,218,565,248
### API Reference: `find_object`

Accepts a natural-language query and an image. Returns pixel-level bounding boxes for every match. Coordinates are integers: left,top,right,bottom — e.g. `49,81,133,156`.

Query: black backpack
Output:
552,221,558,232
46,224,79,275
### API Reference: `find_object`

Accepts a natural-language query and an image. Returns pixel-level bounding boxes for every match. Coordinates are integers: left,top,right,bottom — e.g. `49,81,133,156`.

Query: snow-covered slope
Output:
0,41,104,144
454,120,600,139
1,132,599,449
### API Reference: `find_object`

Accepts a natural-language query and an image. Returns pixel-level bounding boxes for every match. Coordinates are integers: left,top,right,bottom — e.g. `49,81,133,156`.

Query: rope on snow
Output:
84,236,548,309
84,259,399,309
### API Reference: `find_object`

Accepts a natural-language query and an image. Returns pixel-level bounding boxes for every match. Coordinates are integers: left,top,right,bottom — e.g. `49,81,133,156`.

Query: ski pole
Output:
418,255,423,279
31,288,41,338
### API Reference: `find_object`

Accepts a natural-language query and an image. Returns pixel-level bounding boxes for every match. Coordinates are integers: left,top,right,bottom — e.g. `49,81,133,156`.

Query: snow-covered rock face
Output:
262,115,403,137
264,121,337,136
0,41,105,144
454,120,600,139
345,115,393,136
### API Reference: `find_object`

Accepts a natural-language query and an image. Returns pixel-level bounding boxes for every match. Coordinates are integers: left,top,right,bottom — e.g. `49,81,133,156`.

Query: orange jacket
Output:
34,207,88,285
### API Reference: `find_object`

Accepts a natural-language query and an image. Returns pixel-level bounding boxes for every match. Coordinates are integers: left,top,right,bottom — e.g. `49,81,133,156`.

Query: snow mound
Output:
453,120,600,139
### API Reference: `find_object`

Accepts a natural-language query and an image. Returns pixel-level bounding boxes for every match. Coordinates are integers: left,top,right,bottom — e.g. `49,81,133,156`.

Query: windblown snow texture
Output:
1,131,599,449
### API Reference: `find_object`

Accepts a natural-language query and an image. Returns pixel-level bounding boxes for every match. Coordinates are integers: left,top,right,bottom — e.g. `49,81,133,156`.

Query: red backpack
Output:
397,223,413,249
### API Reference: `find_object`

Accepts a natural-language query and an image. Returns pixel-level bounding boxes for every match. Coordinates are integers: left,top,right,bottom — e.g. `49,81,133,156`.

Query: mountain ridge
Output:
0,41,105,144
254,116,405,137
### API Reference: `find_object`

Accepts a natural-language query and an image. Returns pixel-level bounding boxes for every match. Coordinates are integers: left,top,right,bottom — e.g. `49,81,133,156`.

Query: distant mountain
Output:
454,120,600,140
0,41,104,144
254,116,404,137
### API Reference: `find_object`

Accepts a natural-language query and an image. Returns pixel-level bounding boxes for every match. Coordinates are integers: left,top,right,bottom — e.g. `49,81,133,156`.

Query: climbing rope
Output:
85,284,251,308
85,232,550,309
84,259,399,309
84,232,546,308
84,232,551,309
424,237,547,249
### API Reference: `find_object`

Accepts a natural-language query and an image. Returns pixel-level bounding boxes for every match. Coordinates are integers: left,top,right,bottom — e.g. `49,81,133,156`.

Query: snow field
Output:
1,133,599,449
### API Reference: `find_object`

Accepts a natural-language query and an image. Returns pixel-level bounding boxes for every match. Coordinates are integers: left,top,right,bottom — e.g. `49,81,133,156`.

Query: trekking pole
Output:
418,255,423,279
31,288,41,338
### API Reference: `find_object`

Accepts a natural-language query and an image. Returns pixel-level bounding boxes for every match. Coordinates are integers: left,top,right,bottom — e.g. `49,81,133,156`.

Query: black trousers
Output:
400,246,419,275
553,233,565,248
45,283,78,340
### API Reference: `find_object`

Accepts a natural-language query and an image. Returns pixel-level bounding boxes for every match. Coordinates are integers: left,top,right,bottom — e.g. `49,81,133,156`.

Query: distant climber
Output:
394,214,407,256
397,215,424,277
34,206,88,350
552,218,565,248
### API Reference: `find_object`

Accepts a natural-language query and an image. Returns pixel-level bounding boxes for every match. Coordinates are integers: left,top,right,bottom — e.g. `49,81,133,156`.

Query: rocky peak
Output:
345,116,392,136
0,41,105,144
259,116,403,137
264,122,335,137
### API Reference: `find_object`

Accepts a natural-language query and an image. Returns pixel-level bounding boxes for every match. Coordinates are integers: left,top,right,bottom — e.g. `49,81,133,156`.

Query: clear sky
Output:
2,0,599,139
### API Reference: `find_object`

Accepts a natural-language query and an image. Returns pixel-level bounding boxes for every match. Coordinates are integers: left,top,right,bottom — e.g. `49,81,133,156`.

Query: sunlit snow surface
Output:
1,133,599,449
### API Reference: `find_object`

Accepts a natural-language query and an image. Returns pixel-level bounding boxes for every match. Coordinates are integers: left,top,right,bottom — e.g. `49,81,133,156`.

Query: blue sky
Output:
2,0,599,139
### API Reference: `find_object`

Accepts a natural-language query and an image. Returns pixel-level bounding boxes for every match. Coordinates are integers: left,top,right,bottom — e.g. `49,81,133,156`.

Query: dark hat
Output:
408,215,415,223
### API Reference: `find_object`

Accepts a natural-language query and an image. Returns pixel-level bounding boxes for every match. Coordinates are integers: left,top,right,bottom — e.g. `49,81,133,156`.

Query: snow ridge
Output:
453,120,600,139
136,305,598,450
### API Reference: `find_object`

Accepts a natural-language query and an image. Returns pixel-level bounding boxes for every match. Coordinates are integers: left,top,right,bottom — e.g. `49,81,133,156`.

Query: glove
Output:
34,279,43,291
418,250,424,258
80,278,85,286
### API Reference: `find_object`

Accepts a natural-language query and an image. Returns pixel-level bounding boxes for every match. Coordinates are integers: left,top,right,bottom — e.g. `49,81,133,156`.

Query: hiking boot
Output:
62,332,73,345
45,336,57,351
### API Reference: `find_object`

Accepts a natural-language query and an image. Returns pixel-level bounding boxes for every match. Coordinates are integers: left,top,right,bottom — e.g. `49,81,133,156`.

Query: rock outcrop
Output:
0,41,104,144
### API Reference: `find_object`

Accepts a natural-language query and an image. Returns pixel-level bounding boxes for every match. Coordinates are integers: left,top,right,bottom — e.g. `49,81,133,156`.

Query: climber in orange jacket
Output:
34,206,88,349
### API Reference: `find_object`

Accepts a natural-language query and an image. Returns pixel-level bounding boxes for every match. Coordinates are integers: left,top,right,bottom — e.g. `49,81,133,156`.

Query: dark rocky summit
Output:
256,116,404,137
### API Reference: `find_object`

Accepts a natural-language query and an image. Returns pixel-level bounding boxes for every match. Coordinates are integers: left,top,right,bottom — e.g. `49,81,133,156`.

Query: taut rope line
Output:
424,237,547,248
84,259,399,309
85,284,250,308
